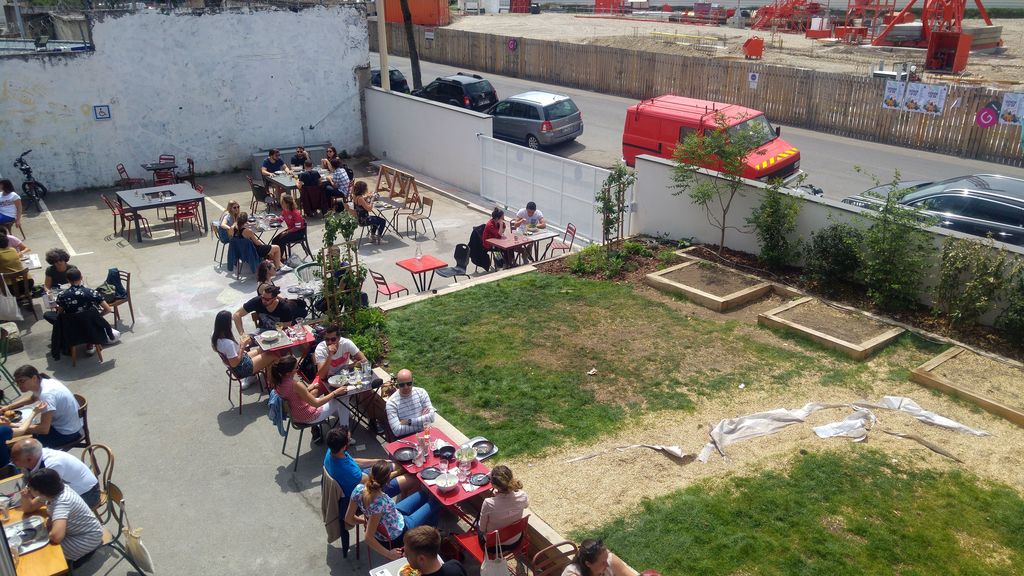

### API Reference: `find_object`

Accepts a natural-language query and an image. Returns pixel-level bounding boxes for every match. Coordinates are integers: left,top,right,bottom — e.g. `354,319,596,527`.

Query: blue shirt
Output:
0,426,12,468
262,157,285,174
324,450,363,497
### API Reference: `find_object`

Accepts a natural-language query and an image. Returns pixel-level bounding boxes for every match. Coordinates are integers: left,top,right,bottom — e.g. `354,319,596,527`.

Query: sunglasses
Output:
396,381,413,389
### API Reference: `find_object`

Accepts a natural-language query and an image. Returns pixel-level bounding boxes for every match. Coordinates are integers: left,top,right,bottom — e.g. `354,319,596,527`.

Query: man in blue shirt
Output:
260,149,290,205
324,425,408,498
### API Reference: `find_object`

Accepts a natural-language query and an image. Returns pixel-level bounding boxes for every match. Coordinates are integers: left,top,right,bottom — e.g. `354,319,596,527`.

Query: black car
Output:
371,66,410,93
412,72,497,112
841,174,1024,246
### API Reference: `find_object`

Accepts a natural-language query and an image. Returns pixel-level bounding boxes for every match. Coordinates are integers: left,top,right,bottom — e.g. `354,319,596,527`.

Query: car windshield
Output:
389,70,405,83
544,99,579,120
465,80,494,95
725,114,776,150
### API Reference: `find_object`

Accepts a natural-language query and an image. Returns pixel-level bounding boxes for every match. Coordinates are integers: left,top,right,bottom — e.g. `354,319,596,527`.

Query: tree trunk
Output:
398,0,423,90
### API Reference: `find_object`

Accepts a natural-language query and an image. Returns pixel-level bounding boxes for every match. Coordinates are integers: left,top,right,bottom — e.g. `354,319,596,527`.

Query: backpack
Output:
96,283,118,303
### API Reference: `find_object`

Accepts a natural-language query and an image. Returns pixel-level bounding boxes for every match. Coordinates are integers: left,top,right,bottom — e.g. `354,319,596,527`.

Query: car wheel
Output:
526,135,541,150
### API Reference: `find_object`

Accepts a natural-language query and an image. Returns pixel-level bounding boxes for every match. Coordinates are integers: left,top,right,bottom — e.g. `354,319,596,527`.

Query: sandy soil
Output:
934,350,1024,409
447,13,1024,86
778,298,890,344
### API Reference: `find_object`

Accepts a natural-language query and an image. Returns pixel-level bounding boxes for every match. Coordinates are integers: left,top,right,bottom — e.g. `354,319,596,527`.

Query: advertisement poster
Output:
999,92,1024,125
882,80,904,110
901,82,927,113
920,84,947,115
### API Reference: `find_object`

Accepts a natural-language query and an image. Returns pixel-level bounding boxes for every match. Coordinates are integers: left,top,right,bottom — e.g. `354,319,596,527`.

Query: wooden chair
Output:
369,270,408,303
531,541,579,576
115,164,147,190
406,196,436,239
0,271,37,321
56,393,90,450
546,223,577,258
98,482,151,574
455,515,532,575
80,443,114,520
173,201,202,237
176,157,196,188
109,270,135,327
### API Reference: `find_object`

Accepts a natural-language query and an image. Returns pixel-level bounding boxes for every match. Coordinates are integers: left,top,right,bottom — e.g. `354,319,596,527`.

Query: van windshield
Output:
726,114,777,150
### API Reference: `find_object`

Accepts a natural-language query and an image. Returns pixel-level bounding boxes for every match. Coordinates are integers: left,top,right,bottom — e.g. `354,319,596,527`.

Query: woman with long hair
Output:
350,181,387,244
477,465,529,549
232,211,289,271
256,260,277,297
219,200,241,232
320,145,338,170
211,310,275,387
271,195,306,255
269,356,348,426
345,460,442,560
562,540,638,576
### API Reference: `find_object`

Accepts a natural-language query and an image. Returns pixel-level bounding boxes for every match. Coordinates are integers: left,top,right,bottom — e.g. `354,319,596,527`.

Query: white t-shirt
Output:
216,338,240,360
313,337,361,377
34,448,98,495
0,192,19,219
516,208,544,226
37,378,82,436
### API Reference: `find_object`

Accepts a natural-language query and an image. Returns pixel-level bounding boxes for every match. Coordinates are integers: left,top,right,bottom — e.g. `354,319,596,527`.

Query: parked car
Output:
370,66,410,93
412,73,497,112
488,91,584,150
841,174,1024,246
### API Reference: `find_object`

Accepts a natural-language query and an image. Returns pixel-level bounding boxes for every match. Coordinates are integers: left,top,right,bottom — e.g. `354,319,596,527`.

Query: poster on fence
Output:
882,80,905,109
999,92,1024,125
919,84,947,115
901,83,928,113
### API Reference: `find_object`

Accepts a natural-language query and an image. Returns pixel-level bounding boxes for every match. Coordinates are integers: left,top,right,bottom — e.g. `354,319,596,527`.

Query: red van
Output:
622,95,801,182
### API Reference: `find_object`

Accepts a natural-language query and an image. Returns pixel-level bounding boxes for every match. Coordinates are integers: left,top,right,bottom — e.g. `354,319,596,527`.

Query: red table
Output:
385,428,491,519
396,255,448,292
257,325,314,353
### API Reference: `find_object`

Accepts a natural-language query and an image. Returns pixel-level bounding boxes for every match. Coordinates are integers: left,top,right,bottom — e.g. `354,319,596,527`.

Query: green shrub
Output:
935,236,1011,328
747,182,801,270
803,222,863,291
622,241,653,258
567,244,631,279
996,267,1024,346
342,307,389,364
657,249,679,269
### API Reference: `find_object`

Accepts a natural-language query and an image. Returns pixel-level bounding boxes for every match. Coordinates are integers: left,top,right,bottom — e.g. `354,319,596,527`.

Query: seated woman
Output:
0,180,21,232
481,207,523,267
478,465,529,550
351,181,387,244
232,212,289,272
270,356,350,427
0,234,31,295
346,460,442,560
44,248,73,290
271,195,307,255
0,226,29,255
562,540,638,576
211,310,276,389
219,201,241,233
21,468,103,568
320,145,339,171
256,260,277,298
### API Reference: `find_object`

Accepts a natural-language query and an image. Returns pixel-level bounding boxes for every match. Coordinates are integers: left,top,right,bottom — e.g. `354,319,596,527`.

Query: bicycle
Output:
12,149,48,212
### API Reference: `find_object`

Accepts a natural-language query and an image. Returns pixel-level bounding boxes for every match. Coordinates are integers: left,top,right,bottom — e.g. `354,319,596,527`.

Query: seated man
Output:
232,285,300,334
290,146,310,168
324,425,408,500
259,148,291,204
313,324,368,393
404,526,468,576
511,201,546,230
385,369,435,438
48,268,121,347
11,438,101,508
324,158,352,202
297,160,322,189
0,365,83,449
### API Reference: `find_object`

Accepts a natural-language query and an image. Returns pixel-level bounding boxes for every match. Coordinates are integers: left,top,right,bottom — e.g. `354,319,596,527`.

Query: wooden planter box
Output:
910,347,1024,428
645,260,774,312
757,297,904,360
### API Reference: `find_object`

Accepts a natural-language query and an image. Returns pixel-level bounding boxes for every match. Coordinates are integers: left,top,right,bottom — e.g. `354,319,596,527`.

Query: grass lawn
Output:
580,448,1024,575
386,273,943,458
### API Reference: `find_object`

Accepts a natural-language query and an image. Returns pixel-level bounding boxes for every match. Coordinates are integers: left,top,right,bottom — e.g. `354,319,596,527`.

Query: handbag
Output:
0,288,22,322
479,530,506,576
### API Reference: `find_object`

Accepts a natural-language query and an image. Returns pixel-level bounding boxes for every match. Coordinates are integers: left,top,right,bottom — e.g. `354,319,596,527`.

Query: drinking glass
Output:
437,458,448,474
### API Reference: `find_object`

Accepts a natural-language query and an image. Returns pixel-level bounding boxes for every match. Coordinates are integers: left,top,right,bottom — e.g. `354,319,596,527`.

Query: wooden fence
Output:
369,25,1024,167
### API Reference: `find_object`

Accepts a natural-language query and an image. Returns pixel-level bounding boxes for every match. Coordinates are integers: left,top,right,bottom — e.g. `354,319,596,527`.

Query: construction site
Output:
445,0,1024,86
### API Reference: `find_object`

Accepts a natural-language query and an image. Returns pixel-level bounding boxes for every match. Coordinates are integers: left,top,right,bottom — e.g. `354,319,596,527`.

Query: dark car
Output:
841,174,1024,246
412,72,497,112
370,66,410,93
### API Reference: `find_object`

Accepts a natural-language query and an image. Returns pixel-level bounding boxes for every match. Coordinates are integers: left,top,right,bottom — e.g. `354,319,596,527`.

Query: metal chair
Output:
455,515,532,575
294,262,319,285
115,164,146,190
406,196,437,239
220,353,264,415
173,201,202,237
0,271,37,321
158,154,176,164
101,194,151,240
280,398,329,472
212,224,230,265
177,157,196,188
153,169,176,187
546,223,578,258
80,443,114,520
436,244,471,283
369,270,408,303
247,175,274,213
0,333,16,400
109,270,135,327
277,228,314,261
531,541,579,576
96,482,150,574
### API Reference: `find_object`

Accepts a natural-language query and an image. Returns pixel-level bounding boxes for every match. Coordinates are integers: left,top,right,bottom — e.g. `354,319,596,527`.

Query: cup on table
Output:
0,495,9,521
438,458,448,474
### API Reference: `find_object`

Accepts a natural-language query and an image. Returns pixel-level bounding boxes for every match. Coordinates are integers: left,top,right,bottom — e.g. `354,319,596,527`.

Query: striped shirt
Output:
385,387,435,437
49,487,103,561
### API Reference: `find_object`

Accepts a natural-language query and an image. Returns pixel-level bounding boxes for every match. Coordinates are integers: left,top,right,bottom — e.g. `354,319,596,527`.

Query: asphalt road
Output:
375,54,1024,200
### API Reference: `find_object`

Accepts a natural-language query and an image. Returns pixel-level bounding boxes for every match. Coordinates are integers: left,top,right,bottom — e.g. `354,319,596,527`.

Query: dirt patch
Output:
662,262,764,297
934,350,1024,410
777,298,891,344
955,531,1014,568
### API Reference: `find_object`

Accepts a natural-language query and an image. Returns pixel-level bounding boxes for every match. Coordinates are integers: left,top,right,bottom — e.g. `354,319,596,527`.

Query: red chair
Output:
158,154,176,164
531,541,579,576
454,515,531,575
546,223,577,259
101,195,151,239
153,169,176,186
115,164,147,190
173,201,201,237
364,520,395,566
369,270,408,303
193,184,204,194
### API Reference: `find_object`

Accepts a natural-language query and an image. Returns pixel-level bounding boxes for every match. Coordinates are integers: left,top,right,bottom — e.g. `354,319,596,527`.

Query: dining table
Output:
3,506,69,576
114,183,208,243
485,229,559,267
395,255,448,293
254,324,314,353
20,254,41,271
371,197,404,236
140,161,177,174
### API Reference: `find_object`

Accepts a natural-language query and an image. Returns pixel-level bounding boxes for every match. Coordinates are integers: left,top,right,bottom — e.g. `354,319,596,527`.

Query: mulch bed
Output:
777,298,890,344
661,262,764,297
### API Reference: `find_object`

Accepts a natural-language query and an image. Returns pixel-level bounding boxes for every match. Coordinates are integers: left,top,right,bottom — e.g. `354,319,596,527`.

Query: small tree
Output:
596,162,635,256
936,236,1012,328
747,178,802,270
671,113,767,256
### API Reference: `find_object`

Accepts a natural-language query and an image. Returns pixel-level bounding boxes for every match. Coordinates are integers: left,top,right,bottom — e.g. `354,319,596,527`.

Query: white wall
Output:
0,7,367,191
365,87,491,194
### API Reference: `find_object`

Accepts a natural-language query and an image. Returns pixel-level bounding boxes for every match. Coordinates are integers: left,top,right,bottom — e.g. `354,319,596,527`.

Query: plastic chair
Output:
55,393,90,451
173,201,202,237
546,223,577,258
455,515,532,573
406,196,436,239
369,270,408,303
0,271,36,321
80,443,114,519
115,164,146,190
109,270,135,327
436,244,471,283
531,541,579,576
247,175,274,213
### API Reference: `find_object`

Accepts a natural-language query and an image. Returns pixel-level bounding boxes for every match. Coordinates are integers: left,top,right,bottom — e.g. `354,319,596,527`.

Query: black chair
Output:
50,308,112,366
276,228,314,261
247,175,275,213
436,244,471,283
281,399,331,472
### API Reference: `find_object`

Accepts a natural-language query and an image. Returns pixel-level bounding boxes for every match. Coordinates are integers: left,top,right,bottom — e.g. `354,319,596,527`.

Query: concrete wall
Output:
634,154,1024,322
365,87,491,194
0,7,367,191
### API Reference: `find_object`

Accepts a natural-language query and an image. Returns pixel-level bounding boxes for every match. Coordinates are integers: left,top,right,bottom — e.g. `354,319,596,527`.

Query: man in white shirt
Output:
313,324,368,392
385,369,435,438
511,201,546,229
11,438,100,508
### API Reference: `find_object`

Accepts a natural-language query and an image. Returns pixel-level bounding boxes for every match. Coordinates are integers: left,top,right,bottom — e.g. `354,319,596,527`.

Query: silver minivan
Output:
488,91,584,149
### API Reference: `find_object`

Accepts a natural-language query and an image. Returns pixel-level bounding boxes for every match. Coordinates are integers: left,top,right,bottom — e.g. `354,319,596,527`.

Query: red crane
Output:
873,0,998,48
751,0,824,32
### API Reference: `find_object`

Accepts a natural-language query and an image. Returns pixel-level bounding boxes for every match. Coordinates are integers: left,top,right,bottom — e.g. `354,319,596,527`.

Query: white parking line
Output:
39,199,92,257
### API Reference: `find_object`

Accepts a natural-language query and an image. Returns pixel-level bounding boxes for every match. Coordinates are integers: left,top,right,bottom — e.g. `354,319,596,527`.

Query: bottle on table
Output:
415,245,423,261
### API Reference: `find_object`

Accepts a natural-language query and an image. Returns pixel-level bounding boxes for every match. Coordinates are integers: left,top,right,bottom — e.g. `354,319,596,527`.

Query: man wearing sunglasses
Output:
313,324,368,393
386,369,435,438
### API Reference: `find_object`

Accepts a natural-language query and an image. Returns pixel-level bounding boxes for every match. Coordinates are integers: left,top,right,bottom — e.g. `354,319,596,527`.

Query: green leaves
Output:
747,180,802,270
936,236,1014,328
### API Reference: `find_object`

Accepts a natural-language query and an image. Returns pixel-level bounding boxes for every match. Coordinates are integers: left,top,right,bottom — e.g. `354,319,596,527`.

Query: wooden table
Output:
115,183,208,243
395,255,447,293
385,428,491,522
4,508,68,576
485,229,558,267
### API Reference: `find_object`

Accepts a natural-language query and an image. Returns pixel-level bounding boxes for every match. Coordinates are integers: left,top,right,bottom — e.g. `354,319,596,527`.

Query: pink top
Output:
281,209,305,233
276,375,319,423
479,490,529,544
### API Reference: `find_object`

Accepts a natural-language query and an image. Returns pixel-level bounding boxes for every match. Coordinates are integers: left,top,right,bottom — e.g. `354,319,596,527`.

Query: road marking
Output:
206,197,225,212
39,199,93,257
